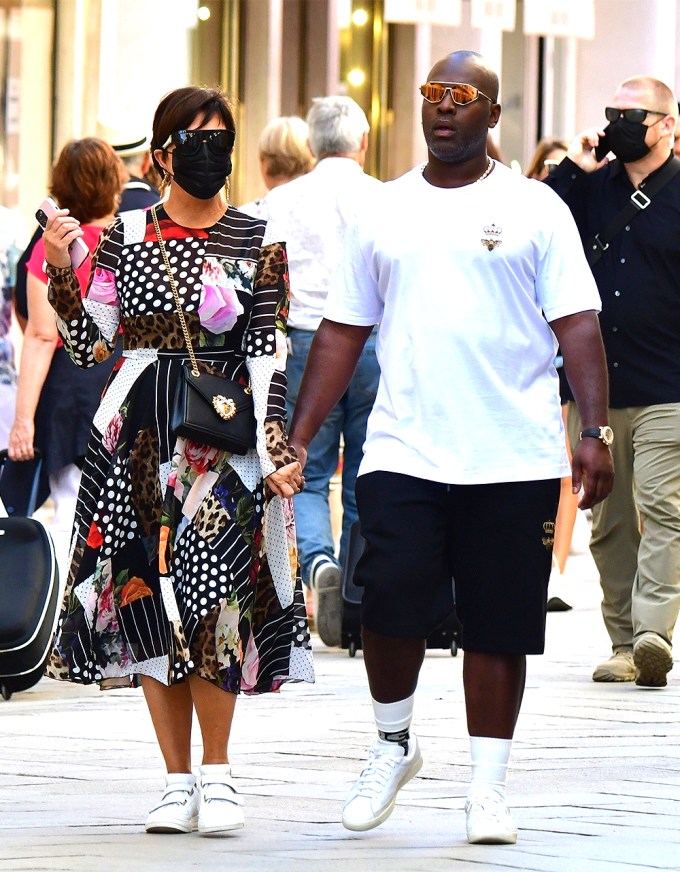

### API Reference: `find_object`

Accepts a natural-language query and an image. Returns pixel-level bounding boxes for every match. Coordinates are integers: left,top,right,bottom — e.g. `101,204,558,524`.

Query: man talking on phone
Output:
546,76,680,688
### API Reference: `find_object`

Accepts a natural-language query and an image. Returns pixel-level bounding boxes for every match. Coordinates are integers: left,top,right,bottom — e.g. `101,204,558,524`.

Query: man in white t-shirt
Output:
266,97,382,647
289,51,614,845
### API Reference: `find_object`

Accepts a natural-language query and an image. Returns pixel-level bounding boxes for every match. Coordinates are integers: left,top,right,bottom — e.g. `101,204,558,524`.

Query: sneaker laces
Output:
353,746,404,798
466,792,510,823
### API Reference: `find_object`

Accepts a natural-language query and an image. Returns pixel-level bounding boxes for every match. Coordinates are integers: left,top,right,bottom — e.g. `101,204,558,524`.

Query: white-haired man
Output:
266,96,382,646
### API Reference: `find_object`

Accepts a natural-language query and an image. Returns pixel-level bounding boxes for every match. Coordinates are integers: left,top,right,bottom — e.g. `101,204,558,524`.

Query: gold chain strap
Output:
151,205,200,377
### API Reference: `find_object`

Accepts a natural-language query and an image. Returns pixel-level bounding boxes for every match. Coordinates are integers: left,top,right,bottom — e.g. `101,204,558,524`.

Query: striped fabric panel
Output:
266,370,287,421
205,208,267,262
247,288,280,332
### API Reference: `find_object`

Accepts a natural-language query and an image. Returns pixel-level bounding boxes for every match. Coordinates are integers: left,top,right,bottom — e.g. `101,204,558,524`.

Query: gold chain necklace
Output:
476,157,494,182
421,157,495,183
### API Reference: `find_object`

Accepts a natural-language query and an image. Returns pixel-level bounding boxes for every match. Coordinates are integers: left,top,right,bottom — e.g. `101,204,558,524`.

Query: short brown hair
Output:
150,86,236,175
50,138,127,224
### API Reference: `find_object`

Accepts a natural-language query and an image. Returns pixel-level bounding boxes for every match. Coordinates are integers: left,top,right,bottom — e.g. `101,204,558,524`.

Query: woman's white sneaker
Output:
145,776,199,834
465,791,518,844
198,764,245,836
342,734,423,831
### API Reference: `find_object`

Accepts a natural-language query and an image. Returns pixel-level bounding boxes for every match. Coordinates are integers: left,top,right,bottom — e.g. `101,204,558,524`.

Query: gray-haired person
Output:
266,96,382,645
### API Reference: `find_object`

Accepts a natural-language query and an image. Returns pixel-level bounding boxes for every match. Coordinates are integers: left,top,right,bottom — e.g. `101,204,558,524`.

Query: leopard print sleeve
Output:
46,219,122,369
245,239,297,475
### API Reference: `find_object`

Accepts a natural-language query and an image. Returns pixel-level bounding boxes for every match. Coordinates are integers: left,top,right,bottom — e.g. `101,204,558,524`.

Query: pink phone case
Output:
35,197,89,269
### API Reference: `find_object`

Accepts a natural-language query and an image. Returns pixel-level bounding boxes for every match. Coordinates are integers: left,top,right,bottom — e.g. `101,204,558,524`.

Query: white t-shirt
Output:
265,157,382,331
324,162,602,485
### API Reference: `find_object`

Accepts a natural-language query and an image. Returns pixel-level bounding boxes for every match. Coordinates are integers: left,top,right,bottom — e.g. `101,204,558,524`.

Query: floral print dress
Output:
45,205,314,694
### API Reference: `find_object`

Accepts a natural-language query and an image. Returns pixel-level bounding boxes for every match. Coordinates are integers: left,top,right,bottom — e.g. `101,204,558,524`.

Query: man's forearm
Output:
288,319,373,451
551,310,609,426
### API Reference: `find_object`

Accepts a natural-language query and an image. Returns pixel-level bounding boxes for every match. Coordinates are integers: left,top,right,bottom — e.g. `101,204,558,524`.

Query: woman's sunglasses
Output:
163,129,236,156
604,107,666,124
419,82,493,106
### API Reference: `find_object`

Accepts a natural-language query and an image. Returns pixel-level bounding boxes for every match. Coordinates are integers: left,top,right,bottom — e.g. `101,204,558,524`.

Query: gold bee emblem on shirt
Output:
213,395,237,421
481,223,502,251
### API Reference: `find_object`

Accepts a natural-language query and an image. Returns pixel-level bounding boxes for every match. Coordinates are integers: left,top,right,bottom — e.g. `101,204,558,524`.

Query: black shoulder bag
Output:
587,156,680,266
151,206,256,455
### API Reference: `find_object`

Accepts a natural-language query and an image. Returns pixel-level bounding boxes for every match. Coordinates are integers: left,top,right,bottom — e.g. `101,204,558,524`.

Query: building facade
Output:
3,0,680,227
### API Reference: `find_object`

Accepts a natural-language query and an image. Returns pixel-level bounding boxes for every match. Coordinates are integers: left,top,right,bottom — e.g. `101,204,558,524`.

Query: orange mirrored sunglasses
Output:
419,82,493,105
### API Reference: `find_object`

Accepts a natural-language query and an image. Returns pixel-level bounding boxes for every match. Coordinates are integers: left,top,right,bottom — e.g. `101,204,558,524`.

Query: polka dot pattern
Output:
119,238,206,318
82,299,120,342
46,210,314,695
264,496,294,608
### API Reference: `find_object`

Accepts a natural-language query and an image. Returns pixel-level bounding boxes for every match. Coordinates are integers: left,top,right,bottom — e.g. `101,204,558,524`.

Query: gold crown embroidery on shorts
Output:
542,520,555,550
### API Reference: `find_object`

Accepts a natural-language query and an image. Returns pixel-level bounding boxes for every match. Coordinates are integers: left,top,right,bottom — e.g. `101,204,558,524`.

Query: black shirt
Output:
546,153,680,408
119,176,159,212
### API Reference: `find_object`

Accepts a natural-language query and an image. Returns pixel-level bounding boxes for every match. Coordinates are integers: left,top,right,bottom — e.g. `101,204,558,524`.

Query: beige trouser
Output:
567,402,680,652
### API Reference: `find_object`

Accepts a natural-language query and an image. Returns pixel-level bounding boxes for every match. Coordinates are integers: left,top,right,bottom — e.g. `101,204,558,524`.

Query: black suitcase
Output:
341,520,462,658
0,450,60,700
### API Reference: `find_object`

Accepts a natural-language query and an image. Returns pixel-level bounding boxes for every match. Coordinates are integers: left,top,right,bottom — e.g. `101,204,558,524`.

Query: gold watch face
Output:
601,426,614,446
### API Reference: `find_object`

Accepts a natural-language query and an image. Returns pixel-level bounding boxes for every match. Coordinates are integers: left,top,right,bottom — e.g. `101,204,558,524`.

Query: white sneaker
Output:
465,791,518,845
310,554,342,647
198,764,245,836
342,734,423,831
145,777,199,834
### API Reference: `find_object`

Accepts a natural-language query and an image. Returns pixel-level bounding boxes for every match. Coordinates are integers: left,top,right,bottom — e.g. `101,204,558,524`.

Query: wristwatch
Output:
580,426,614,446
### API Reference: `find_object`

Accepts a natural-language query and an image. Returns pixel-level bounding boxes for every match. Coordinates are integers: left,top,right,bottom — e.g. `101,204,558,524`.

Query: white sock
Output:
372,694,415,754
165,772,196,789
372,693,415,733
199,763,231,776
468,736,512,800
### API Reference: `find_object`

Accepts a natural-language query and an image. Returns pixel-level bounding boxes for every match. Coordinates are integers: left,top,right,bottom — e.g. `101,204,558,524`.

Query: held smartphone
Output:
35,196,89,269
594,127,612,162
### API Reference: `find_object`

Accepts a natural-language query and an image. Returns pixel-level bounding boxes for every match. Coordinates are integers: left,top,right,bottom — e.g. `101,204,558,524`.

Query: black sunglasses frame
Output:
605,107,666,124
164,129,236,155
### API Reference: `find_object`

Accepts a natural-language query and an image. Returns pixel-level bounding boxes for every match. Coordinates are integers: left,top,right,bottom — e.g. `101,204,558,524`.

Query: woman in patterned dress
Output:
42,87,314,836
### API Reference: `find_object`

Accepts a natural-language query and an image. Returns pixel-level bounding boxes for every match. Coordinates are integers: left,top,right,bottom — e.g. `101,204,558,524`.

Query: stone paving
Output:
1,537,679,872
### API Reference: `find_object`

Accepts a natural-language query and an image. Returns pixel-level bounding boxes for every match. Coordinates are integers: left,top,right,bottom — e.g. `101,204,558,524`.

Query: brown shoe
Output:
633,632,673,688
592,650,635,682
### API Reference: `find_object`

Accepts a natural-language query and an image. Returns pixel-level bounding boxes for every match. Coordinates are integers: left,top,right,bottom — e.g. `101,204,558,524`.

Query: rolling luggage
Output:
0,450,60,700
341,520,462,658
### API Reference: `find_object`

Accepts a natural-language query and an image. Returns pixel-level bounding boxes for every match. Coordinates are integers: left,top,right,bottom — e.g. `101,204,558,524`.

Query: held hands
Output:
43,208,84,269
266,461,305,499
571,439,614,510
567,127,610,173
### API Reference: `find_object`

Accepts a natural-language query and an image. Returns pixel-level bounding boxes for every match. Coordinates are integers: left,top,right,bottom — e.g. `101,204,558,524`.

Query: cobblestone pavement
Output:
1,535,679,872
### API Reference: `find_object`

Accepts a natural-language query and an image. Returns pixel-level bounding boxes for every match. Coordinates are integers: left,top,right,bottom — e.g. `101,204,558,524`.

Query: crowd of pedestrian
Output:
1,47,678,849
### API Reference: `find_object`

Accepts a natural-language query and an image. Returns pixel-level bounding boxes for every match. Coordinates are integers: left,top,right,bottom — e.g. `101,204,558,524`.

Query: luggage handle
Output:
0,449,44,519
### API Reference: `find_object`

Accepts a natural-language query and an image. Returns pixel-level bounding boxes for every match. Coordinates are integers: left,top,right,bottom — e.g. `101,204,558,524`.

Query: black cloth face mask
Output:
605,118,652,163
171,138,233,200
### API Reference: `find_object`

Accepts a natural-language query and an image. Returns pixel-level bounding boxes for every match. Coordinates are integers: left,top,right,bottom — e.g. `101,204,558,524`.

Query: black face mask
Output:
171,142,232,200
605,118,652,163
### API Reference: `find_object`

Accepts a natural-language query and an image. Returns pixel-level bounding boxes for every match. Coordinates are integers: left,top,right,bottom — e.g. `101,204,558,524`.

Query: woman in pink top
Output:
8,138,126,568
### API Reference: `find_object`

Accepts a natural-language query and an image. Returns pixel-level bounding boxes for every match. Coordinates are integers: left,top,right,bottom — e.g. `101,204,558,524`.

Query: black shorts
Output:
354,471,561,655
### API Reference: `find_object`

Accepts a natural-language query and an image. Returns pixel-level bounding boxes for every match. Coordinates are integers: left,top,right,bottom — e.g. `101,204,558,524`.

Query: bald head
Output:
428,51,499,103
616,76,678,120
